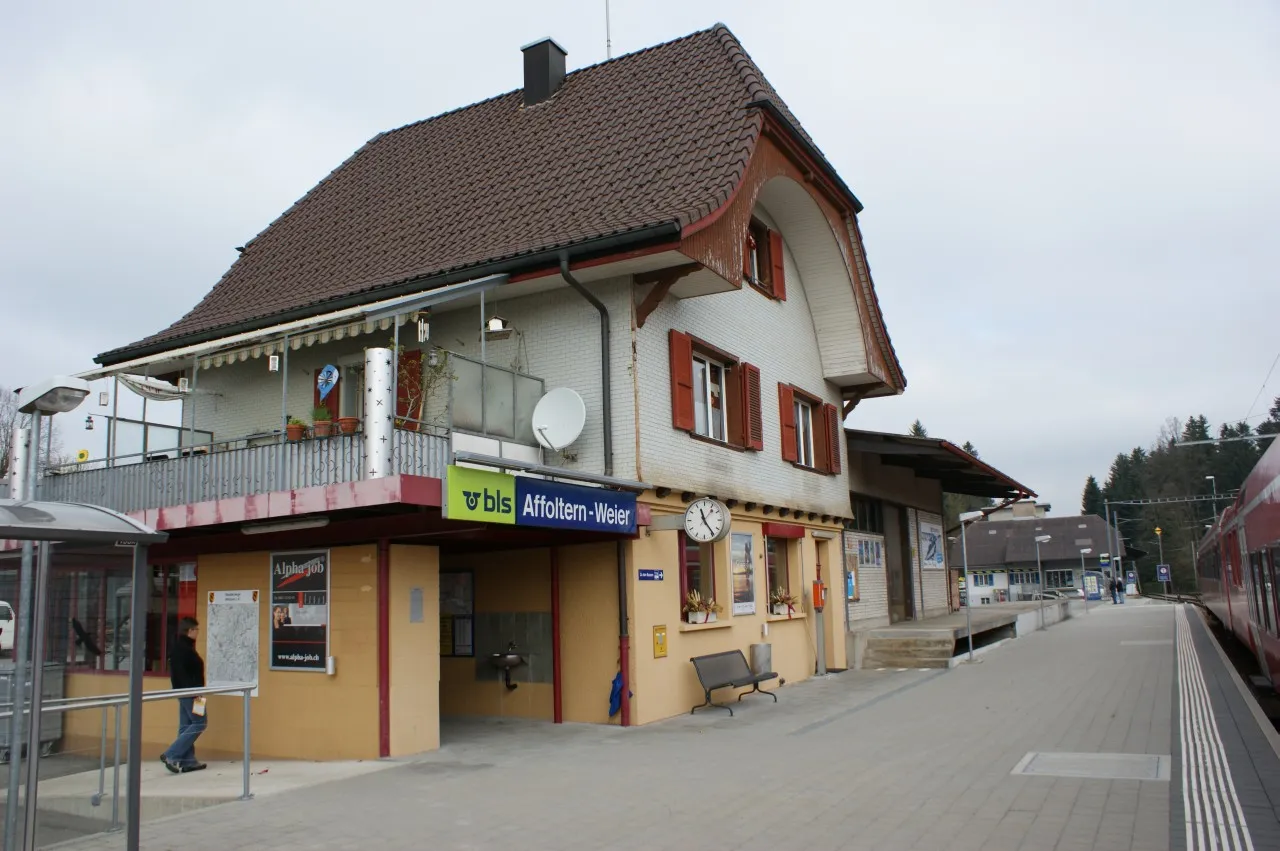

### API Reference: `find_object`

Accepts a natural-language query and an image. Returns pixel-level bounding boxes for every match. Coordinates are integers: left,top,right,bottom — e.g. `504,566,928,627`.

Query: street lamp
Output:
958,510,985,662
1155,526,1168,594
1079,547,1093,613
1035,534,1051,630
6,375,89,851
1206,475,1218,524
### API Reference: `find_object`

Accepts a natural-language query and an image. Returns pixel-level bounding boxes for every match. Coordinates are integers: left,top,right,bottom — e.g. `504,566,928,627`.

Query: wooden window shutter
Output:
669,330,695,431
725,363,744,448
395,349,423,433
313,372,339,421
743,233,755,280
778,384,798,462
742,363,764,451
824,403,842,475
768,230,786,301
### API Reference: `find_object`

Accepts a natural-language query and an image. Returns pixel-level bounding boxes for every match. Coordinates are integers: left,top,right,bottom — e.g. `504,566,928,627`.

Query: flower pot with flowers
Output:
312,406,334,438
683,590,723,624
770,588,801,617
285,416,307,442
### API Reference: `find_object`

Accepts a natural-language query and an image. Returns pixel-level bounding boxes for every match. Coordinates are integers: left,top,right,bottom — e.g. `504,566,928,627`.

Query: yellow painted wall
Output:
628,500,845,726
438,549,553,721
61,674,180,760
388,544,440,756
558,543,621,724
197,546,380,760
59,543,382,761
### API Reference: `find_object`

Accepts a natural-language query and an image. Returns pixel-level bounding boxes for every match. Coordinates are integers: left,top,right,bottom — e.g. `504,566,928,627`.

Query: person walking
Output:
161,617,208,773
1109,576,1119,605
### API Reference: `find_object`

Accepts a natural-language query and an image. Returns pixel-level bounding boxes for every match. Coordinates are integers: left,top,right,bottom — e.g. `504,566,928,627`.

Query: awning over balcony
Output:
78,273,509,380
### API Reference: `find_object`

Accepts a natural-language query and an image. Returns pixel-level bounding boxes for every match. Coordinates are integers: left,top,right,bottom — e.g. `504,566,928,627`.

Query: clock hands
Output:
699,507,715,535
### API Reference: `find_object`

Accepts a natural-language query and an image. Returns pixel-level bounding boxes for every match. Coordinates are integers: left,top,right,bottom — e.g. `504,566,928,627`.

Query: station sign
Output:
638,569,664,581
1156,564,1171,582
444,465,636,534
1099,554,1110,568
1126,571,1136,583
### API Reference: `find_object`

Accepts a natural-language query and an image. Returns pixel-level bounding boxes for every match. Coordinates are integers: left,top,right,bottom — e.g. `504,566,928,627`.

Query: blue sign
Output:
1156,564,1171,582
316,365,339,401
514,477,637,534
1126,571,1136,583
1099,555,1110,568
638,569,664,581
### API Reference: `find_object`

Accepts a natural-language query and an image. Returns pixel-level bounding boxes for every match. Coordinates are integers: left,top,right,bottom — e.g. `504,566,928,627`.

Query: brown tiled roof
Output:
98,25,860,365
946,515,1126,568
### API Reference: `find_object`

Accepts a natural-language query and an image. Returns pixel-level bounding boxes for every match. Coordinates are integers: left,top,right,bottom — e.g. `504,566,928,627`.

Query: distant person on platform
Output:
161,617,207,774
1108,576,1119,605
1117,575,1126,605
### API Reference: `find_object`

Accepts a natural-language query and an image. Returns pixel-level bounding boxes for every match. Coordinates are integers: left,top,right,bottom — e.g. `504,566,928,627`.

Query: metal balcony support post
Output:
22,541,54,851
279,335,290,488
3,420,34,851
110,704,122,830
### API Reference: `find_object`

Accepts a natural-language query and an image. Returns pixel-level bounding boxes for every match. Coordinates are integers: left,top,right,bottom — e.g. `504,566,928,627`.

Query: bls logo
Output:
463,488,512,514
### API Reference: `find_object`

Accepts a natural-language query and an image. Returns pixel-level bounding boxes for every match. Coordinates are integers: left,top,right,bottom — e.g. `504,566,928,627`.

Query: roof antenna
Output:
605,0,612,59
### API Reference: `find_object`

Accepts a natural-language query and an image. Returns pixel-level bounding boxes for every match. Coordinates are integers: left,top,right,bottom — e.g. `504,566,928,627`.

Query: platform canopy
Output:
0,499,167,545
843,429,1035,500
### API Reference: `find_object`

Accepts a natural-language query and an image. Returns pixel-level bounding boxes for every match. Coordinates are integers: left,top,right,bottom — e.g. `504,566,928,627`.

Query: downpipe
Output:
559,253,630,727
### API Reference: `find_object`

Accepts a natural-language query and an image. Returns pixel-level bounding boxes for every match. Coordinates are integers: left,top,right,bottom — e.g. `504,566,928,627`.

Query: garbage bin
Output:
0,661,66,763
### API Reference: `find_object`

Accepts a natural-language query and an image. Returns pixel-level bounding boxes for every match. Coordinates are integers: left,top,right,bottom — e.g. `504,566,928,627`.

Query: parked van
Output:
0,601,13,653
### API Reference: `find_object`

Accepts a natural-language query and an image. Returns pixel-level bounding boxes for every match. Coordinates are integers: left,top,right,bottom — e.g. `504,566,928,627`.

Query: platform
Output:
860,600,1070,668
38,601,1280,851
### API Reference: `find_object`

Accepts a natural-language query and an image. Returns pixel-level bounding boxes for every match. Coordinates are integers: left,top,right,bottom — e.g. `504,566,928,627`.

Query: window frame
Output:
766,536,790,599
692,351,728,443
743,218,786,301
669,330,763,452
793,397,815,468
678,531,717,621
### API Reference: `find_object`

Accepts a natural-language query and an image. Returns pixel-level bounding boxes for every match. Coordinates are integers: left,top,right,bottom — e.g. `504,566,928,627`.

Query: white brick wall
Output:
182,277,638,479
636,223,849,516
844,531,889,630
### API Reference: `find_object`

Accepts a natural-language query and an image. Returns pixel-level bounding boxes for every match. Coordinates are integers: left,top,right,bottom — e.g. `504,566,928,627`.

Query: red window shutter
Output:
395,349,423,433
825,403,842,475
313,372,339,421
742,363,764,451
779,384,798,462
669,330,695,431
743,233,755,280
769,230,786,301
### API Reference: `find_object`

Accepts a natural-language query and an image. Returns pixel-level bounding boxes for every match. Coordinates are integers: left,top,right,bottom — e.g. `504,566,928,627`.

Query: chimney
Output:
522,38,567,106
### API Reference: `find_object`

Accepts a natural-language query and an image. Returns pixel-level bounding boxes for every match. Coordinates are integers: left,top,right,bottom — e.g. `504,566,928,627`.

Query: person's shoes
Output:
160,757,180,774
180,762,207,773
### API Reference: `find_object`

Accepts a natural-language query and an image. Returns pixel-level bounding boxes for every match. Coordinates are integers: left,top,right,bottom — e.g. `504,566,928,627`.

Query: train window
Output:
1270,548,1280,637
1251,552,1273,635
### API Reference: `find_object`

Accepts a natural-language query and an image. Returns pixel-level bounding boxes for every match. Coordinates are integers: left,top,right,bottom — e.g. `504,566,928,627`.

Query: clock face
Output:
684,498,728,543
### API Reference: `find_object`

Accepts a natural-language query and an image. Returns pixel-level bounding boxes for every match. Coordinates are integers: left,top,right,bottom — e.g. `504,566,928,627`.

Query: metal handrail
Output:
0,681,256,832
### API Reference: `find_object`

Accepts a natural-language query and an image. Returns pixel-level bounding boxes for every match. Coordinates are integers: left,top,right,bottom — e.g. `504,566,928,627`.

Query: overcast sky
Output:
3,1,1278,513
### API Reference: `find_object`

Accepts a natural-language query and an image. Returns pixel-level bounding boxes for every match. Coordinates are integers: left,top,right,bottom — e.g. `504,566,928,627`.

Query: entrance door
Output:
885,506,914,623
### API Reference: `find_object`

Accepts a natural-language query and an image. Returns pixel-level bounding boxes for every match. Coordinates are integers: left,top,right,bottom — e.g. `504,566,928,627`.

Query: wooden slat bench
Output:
689,649,779,716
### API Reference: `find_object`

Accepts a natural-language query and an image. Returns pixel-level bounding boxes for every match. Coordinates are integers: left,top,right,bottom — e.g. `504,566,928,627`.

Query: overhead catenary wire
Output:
1242,349,1280,424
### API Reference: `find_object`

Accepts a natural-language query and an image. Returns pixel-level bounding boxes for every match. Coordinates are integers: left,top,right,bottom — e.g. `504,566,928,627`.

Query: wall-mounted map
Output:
206,590,260,696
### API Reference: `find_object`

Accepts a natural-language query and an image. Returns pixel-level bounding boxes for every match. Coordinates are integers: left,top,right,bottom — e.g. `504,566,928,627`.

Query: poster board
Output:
918,512,946,569
206,590,260,696
731,532,755,615
270,550,330,672
440,571,474,657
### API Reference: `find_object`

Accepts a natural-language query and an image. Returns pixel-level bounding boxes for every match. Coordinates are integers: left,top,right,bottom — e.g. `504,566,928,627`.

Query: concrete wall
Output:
388,544,440,756
635,208,850,517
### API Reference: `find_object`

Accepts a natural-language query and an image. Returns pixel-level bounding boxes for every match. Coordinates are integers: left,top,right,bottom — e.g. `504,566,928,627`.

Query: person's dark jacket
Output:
170,634,205,691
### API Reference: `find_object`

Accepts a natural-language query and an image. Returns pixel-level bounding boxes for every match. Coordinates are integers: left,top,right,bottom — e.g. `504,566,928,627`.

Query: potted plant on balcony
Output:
286,416,307,442
312,406,334,438
683,590,722,624
770,588,800,617
338,414,360,435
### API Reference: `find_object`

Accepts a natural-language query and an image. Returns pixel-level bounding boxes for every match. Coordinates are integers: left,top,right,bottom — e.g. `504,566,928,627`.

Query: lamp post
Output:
1035,534,1051,629
6,375,89,851
959,510,986,661
1206,475,1217,524
1079,547,1093,613
1155,526,1167,595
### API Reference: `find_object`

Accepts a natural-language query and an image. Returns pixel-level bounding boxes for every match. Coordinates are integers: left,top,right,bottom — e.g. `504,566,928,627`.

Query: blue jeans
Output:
162,697,207,767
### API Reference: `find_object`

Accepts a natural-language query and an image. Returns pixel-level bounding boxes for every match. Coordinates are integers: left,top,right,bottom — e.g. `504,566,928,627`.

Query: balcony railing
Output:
37,428,449,515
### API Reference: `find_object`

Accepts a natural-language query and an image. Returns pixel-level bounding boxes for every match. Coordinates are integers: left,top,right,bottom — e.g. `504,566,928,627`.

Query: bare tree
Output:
0,385,67,480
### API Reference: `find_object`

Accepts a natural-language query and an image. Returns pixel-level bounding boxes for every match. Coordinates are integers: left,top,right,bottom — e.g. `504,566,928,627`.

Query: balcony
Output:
38,428,449,516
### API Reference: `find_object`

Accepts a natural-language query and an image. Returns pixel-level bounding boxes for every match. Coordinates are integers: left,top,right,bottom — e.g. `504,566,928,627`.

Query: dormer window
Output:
743,218,787,301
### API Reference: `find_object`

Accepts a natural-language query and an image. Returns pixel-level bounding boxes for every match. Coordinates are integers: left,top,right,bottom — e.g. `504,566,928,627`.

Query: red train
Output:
1197,434,1280,686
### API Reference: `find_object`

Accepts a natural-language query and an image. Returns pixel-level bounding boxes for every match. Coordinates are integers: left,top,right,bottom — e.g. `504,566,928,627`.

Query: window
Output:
0,563,189,674
766,537,789,597
971,573,994,587
743,218,787,301
669,330,763,451
679,533,716,618
1045,569,1075,588
850,497,885,534
692,354,727,442
778,384,841,474
1252,552,1273,635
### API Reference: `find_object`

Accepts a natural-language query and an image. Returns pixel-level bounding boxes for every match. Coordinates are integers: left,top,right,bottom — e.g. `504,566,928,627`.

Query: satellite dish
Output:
531,388,586,450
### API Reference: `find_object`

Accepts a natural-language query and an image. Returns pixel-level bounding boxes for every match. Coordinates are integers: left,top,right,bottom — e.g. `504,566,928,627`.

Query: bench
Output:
689,650,779,716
